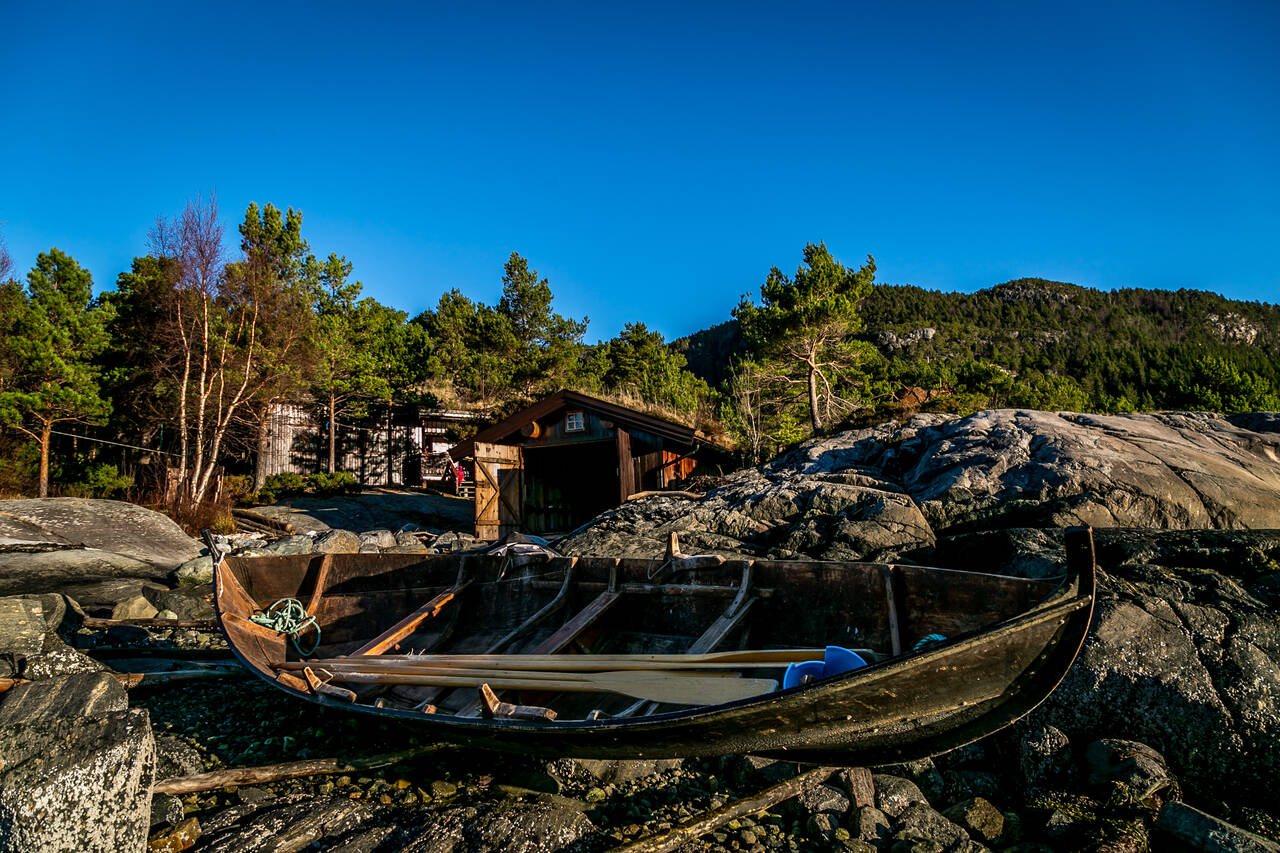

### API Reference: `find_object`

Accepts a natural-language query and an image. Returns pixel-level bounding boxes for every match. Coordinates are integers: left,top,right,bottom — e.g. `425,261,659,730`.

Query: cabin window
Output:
565,411,585,432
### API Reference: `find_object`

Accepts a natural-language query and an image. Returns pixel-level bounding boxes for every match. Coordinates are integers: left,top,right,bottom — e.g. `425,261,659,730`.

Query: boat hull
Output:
213,528,1096,762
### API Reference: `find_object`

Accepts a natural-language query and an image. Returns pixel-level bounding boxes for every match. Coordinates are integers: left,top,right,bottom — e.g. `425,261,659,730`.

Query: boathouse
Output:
449,391,725,539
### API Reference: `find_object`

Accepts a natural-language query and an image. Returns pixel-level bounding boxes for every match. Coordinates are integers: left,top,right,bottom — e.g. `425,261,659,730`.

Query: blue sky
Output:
2,1,1277,342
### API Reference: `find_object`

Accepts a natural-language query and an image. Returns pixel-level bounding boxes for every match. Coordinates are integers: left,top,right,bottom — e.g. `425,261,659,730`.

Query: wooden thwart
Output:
532,589,621,655
349,580,473,656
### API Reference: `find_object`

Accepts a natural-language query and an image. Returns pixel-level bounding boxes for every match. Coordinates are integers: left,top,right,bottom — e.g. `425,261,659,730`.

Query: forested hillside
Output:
678,277,1280,434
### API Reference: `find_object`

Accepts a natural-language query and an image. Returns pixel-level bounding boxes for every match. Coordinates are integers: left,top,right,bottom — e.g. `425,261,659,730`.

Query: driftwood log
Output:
231,508,294,534
83,617,218,630
152,744,449,795
110,668,248,690
609,765,836,853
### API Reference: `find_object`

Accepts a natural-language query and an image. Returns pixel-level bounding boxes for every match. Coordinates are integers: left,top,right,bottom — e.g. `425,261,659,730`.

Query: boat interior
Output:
216,545,1069,724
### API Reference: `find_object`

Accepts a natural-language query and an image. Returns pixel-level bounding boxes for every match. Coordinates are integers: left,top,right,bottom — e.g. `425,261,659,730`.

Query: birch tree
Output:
150,195,315,506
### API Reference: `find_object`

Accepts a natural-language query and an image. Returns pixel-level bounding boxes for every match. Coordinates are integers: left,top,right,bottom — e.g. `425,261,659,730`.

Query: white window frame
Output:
565,411,585,432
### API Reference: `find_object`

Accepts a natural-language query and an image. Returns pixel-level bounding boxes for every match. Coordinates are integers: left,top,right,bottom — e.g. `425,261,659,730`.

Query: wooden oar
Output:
276,662,740,680
315,648,829,671
299,669,778,705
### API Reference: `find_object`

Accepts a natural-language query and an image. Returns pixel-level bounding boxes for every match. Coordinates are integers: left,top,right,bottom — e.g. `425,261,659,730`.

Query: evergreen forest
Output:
2,198,1277,515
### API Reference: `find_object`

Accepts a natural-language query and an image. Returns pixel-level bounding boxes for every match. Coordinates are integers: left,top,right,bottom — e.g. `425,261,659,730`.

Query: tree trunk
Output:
38,420,51,498
807,365,823,433
253,410,271,492
328,392,337,474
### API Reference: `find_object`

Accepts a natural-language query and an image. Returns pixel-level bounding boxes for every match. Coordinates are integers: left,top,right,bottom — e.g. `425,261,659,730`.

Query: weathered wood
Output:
478,683,558,721
309,669,778,704
841,767,875,809
487,559,576,654
110,669,248,689
0,677,28,693
617,427,635,501
305,554,333,617
883,564,903,656
278,662,738,681
82,617,218,630
299,649,826,669
609,766,836,853
531,590,621,655
152,744,449,795
625,490,703,502
687,563,756,655
474,441,523,539
232,508,294,534
527,580,774,598
212,526,1097,762
86,647,233,661
303,665,357,702
348,580,472,656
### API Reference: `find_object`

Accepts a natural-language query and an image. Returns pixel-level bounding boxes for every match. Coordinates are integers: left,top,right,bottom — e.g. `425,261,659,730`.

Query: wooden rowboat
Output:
212,527,1096,763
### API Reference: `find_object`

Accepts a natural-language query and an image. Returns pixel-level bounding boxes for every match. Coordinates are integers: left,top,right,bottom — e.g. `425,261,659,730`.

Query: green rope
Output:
912,633,947,652
251,598,321,657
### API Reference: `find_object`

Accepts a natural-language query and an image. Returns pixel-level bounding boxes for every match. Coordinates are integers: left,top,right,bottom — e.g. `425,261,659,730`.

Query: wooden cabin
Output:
449,391,726,539
260,402,479,488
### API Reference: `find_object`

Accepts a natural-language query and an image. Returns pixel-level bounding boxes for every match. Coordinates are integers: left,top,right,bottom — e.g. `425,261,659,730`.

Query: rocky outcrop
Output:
557,469,933,561
896,411,1280,532
0,499,202,608
0,498,201,568
1021,529,1280,816
561,410,1280,560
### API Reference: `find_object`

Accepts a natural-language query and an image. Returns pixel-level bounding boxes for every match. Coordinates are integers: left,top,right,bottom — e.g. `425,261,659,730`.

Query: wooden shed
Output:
449,391,726,539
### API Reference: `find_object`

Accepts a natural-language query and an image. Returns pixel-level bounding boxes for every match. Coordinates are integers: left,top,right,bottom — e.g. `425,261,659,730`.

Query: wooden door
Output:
474,442,523,540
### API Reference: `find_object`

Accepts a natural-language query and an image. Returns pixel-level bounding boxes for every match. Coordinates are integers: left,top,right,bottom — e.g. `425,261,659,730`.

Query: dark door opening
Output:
522,441,620,535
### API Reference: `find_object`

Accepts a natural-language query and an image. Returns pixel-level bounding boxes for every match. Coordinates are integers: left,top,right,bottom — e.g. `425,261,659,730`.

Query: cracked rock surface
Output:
560,410,1280,561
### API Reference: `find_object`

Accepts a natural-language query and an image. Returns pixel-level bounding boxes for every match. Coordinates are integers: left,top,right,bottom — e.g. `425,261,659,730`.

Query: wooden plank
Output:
687,598,757,655
883,565,903,656
530,590,622,655
348,580,473,656
305,554,333,617
612,766,836,853
687,562,756,655
324,649,826,667
475,441,523,539
314,669,777,704
617,427,634,502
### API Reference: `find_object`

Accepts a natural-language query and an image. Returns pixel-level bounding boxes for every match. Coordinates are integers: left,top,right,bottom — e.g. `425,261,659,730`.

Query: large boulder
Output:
559,467,933,561
0,499,202,608
0,708,155,853
0,548,167,600
0,498,201,569
0,672,127,725
560,410,1280,559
